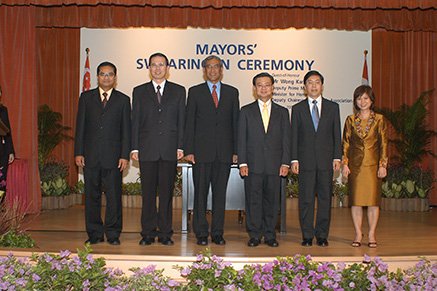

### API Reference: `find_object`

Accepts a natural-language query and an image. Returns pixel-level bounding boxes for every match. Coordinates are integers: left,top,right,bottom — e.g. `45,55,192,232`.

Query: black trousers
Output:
139,159,177,239
83,166,122,240
244,173,281,241
298,169,333,240
192,160,231,238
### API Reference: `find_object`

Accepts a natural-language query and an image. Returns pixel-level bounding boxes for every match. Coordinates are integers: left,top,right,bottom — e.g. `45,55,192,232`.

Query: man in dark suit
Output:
131,52,185,246
74,61,131,245
238,72,290,247
184,55,239,246
291,70,341,247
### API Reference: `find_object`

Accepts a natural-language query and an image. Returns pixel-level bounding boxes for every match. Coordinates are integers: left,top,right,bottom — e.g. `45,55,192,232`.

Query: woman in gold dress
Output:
342,85,388,248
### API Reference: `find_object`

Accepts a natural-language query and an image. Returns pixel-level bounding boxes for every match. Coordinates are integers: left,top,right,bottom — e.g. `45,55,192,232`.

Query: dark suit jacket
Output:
74,88,131,169
131,81,186,162
291,97,341,171
184,82,239,163
0,105,15,165
238,101,291,175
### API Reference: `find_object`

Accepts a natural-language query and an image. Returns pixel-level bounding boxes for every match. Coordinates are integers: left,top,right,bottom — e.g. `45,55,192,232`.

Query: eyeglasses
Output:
150,63,167,68
98,72,115,78
205,64,221,70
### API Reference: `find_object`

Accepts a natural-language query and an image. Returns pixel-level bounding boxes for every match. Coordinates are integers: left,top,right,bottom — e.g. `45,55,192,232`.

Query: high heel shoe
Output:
368,242,377,248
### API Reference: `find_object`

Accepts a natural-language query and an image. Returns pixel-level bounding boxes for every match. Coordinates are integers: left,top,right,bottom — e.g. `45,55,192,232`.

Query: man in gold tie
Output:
238,72,291,247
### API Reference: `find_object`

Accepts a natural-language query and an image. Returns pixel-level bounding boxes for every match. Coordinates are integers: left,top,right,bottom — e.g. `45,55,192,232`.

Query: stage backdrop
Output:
80,28,371,182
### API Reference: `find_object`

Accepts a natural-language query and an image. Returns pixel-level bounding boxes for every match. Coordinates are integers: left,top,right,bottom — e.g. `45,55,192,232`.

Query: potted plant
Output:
38,104,74,210
332,180,349,207
378,89,436,211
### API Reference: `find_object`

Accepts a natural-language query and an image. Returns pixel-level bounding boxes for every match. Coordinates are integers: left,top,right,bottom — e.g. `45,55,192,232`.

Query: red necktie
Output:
212,85,218,108
102,92,108,108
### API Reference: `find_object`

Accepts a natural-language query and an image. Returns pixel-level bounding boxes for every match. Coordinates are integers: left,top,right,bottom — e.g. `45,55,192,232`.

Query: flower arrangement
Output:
0,247,436,290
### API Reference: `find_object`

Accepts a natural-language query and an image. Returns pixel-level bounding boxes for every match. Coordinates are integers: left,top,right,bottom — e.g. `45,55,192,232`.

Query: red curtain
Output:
36,28,80,187
1,3,436,211
0,6,41,213
372,30,437,204
2,0,437,9
34,5,437,32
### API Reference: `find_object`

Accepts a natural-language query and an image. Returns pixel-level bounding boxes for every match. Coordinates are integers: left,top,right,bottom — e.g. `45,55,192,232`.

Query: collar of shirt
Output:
152,80,167,95
307,95,322,115
257,98,272,115
99,87,113,101
207,81,221,100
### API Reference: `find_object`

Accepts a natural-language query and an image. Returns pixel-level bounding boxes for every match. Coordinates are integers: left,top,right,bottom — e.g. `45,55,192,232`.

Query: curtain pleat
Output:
2,0,437,9
373,30,437,204
33,6,437,32
36,28,80,188
0,5,41,213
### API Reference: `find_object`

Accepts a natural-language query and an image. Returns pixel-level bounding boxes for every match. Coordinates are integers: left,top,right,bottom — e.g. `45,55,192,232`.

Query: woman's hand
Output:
342,164,350,178
377,166,387,178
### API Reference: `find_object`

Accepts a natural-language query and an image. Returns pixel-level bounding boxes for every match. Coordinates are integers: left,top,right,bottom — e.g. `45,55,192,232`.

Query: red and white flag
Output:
82,48,91,92
362,50,369,85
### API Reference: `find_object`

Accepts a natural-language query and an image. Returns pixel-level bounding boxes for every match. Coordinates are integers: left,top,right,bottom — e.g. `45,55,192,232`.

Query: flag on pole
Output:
362,50,369,85
82,48,91,92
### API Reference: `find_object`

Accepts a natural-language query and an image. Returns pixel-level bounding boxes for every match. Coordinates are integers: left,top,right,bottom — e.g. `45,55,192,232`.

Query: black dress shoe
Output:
301,238,313,247
139,237,155,245
265,239,279,247
196,237,208,246
211,235,226,245
317,238,329,247
247,238,260,247
85,237,104,245
107,238,120,245
158,237,174,246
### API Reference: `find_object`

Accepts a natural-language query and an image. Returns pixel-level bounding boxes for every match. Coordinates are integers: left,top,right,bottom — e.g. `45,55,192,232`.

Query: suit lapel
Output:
268,102,281,133
146,82,160,105
302,99,316,132
318,97,329,131
202,82,217,109
92,89,104,109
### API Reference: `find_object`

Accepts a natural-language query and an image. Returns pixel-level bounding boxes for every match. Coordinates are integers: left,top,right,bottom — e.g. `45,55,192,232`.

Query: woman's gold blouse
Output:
342,112,388,168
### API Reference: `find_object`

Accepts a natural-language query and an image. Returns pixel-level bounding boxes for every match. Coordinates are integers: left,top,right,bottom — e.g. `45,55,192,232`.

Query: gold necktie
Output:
262,103,269,132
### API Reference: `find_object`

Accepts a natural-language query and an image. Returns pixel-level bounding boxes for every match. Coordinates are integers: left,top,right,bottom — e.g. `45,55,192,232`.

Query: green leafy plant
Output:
122,182,142,196
0,249,436,289
39,161,70,197
333,180,349,205
382,164,434,198
286,172,299,198
37,104,73,167
74,180,85,194
0,199,35,248
379,89,436,170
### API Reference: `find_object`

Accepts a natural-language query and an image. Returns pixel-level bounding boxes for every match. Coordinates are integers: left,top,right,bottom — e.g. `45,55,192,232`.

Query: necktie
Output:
156,85,162,104
262,103,269,133
212,84,219,108
102,92,108,108
312,99,319,131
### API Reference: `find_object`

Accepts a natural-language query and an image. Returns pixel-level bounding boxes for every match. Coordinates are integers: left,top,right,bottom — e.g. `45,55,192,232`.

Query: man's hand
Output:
8,153,14,164
333,160,341,171
131,152,139,161
239,166,249,177
185,154,195,164
279,165,289,177
75,155,85,167
118,159,129,172
291,162,299,174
